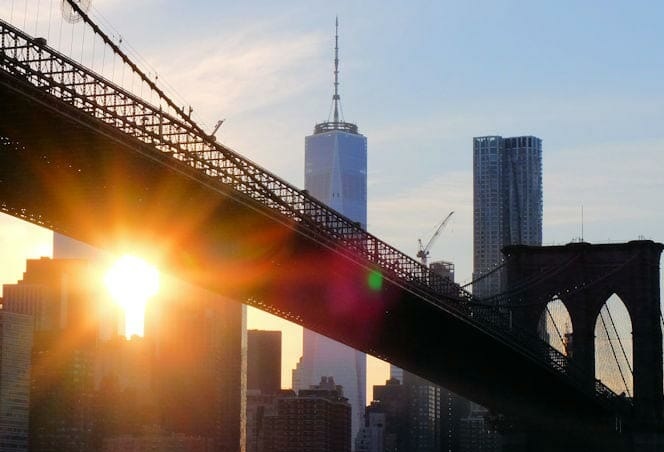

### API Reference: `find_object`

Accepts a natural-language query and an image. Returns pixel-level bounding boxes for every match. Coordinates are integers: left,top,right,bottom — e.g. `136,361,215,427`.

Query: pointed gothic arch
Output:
594,293,633,396
537,297,572,356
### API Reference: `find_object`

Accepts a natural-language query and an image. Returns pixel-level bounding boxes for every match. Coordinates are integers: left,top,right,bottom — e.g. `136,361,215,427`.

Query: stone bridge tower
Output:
503,240,663,446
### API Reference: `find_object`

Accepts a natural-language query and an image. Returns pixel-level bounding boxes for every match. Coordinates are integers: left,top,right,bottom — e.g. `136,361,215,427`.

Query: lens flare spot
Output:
105,255,159,337
367,270,383,292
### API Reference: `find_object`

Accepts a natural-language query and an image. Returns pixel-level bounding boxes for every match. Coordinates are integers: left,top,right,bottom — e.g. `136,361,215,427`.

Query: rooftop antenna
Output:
581,204,584,242
332,16,341,123
314,17,358,134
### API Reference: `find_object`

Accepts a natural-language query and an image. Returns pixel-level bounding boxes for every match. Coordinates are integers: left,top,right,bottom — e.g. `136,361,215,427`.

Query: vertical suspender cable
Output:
47,0,53,41
35,0,41,35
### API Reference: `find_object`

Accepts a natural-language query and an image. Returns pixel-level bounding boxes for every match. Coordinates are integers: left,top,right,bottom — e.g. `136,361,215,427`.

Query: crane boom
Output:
416,211,454,266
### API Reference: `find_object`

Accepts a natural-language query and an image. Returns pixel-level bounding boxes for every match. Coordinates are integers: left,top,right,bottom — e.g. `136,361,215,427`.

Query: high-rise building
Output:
354,405,386,452
403,371,441,452
4,257,99,451
51,233,247,451
263,377,351,452
459,403,502,452
247,330,281,395
146,282,245,451
440,387,471,452
371,378,408,451
0,311,33,452
295,18,368,440
472,135,543,298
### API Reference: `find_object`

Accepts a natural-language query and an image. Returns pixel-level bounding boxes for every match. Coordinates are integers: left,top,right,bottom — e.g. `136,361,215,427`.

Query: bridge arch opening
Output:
537,297,572,356
594,293,633,396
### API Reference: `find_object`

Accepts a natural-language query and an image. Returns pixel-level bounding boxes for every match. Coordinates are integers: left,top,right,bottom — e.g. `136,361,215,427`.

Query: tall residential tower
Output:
472,135,542,298
293,18,367,441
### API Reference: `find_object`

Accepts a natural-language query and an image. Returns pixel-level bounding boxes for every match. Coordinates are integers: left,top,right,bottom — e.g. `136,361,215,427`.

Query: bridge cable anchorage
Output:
599,309,631,397
0,18,631,412
61,0,204,133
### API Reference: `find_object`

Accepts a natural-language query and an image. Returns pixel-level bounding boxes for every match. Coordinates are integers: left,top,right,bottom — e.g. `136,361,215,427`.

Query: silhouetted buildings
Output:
1,254,245,451
246,330,283,452
0,311,33,451
404,371,442,451
146,281,245,451
4,258,99,451
354,406,386,452
100,425,214,451
295,19,368,441
472,135,542,298
247,330,281,395
366,373,475,452
94,335,158,444
459,403,502,452
368,377,408,451
262,377,351,452
57,229,247,451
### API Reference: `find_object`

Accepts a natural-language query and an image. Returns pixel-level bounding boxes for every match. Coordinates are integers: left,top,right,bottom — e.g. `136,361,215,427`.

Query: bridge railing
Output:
0,19,630,415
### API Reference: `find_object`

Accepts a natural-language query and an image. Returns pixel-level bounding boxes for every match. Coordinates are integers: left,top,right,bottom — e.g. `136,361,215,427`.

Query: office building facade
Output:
472,135,542,298
295,19,368,440
0,312,33,452
4,258,99,451
52,233,247,451
263,377,351,452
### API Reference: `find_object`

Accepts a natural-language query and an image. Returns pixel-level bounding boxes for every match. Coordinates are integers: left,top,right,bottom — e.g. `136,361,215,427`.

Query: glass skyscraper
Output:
472,135,542,298
293,18,368,442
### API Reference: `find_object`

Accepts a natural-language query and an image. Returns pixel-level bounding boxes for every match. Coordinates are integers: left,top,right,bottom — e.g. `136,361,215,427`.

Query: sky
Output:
1,0,663,396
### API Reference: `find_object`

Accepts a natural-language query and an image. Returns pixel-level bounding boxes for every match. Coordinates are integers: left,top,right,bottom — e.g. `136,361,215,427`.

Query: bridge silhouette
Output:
0,10,662,451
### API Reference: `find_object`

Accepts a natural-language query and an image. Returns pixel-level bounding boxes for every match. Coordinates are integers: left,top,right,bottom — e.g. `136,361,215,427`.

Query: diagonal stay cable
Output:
545,302,568,355
605,303,633,375
62,0,200,131
599,309,631,397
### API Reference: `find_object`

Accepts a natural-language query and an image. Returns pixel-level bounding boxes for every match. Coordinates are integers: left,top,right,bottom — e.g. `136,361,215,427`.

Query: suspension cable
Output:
545,303,568,355
461,262,506,289
62,0,202,132
605,303,633,375
472,254,637,309
599,309,631,397
484,255,581,305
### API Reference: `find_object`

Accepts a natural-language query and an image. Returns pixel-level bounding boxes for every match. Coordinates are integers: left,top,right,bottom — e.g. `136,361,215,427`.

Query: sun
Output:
104,255,159,338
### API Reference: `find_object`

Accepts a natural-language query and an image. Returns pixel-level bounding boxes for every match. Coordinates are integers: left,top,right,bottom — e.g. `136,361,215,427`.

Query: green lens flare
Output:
368,270,383,291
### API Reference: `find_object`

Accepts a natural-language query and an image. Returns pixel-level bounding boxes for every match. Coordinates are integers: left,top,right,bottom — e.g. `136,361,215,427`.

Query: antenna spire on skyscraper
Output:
333,16,341,123
313,17,358,135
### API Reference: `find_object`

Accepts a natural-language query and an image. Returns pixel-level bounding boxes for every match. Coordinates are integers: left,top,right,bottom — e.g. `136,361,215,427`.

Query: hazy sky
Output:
1,0,663,394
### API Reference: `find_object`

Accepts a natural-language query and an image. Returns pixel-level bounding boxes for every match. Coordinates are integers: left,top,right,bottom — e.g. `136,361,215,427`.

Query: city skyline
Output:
0,0,663,394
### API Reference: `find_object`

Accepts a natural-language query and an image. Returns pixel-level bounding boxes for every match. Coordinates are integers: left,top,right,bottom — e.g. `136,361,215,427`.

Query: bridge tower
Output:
504,240,664,449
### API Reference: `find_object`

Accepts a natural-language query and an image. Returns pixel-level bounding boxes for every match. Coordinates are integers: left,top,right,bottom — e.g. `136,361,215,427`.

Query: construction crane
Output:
416,211,454,266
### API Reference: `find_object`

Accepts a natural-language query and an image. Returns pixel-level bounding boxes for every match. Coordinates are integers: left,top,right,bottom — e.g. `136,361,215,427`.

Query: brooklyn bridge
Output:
0,3,662,450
